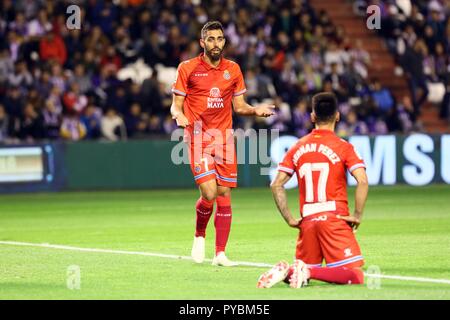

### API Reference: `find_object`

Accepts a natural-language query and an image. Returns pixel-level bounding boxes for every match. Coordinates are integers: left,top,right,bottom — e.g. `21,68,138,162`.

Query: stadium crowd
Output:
0,0,448,143
356,0,449,123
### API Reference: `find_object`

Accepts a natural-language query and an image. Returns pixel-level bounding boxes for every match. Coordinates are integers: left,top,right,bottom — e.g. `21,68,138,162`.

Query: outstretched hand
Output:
254,104,276,117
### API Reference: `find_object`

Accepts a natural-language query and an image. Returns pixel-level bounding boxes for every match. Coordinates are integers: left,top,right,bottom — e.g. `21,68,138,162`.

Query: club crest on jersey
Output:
194,163,202,173
223,70,231,80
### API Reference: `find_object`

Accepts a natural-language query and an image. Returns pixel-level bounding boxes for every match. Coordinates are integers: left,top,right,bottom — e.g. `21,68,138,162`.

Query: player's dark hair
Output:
201,21,224,39
312,92,338,123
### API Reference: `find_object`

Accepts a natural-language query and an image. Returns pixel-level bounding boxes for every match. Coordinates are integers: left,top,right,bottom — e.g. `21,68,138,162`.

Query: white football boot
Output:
211,251,238,267
256,261,290,288
289,259,310,288
191,236,205,263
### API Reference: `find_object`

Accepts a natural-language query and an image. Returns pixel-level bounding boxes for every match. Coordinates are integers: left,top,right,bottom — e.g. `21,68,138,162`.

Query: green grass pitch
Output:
0,185,449,299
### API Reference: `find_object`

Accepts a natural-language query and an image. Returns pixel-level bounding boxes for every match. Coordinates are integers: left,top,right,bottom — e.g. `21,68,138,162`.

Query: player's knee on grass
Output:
348,267,364,284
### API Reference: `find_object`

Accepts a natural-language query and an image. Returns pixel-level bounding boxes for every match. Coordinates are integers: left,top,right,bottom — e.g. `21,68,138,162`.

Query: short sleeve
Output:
344,143,365,173
172,63,188,96
277,146,297,176
233,64,247,96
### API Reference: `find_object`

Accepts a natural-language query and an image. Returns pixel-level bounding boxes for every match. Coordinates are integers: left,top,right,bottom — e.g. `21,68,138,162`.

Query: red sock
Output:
195,197,214,238
283,266,294,284
214,195,232,254
309,267,364,285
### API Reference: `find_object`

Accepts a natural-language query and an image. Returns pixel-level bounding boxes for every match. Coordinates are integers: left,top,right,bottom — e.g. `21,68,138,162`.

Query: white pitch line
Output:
1,240,450,285
0,240,272,268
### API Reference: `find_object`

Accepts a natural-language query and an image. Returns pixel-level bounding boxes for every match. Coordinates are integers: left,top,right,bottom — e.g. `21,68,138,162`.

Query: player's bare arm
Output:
232,94,275,117
270,171,301,228
338,167,369,230
170,94,189,128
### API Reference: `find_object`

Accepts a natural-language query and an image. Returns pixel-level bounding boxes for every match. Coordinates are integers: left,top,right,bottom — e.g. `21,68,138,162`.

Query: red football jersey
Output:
172,53,246,145
278,129,365,217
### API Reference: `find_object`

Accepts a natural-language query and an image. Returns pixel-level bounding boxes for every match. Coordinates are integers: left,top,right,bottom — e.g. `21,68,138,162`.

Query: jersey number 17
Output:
299,162,329,203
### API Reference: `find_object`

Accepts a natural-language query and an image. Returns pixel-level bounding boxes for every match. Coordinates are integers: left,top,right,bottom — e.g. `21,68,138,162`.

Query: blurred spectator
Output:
18,102,44,142
26,8,52,38
292,99,312,137
8,11,28,37
396,95,417,133
401,40,429,115
141,31,165,67
298,64,322,92
70,64,92,94
60,113,87,141
148,114,163,134
39,31,67,66
140,71,163,115
49,62,66,92
349,39,370,79
306,43,324,72
434,42,447,80
244,68,276,102
267,96,291,134
100,45,122,75
62,82,88,115
324,62,348,101
80,104,102,140
0,48,14,84
337,110,369,136
42,99,61,140
8,59,33,89
1,86,24,120
124,103,147,138
0,104,10,142
163,114,178,134
440,82,450,120
101,108,126,141
35,70,53,99
89,0,118,35
371,79,395,114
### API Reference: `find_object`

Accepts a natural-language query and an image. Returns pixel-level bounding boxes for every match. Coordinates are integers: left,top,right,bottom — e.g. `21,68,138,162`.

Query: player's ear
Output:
311,112,316,123
335,111,340,123
199,38,205,49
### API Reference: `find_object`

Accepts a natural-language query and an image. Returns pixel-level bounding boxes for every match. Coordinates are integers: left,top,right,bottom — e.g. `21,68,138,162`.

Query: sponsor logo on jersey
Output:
207,87,224,108
210,87,221,98
223,70,231,80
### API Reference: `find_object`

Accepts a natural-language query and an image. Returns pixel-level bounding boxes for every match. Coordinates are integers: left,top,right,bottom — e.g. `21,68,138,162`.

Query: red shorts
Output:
296,212,364,268
188,143,237,188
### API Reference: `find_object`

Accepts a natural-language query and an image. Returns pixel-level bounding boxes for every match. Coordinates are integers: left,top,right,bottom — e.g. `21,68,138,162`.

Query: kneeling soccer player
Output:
257,92,369,288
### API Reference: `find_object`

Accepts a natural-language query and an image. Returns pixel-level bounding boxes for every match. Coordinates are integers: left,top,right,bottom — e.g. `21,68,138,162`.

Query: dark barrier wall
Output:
65,140,193,189
65,140,269,190
0,134,449,193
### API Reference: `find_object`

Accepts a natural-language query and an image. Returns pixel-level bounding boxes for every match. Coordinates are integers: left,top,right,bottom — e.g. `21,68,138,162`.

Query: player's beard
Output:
205,47,223,62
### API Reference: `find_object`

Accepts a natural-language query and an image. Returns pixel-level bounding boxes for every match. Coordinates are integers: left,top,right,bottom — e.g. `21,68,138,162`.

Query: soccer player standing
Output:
258,92,369,287
170,21,275,266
